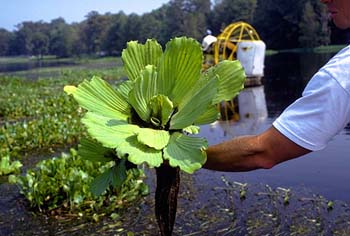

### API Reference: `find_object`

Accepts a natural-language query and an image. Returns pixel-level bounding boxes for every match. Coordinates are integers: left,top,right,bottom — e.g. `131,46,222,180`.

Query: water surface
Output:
199,51,350,202
0,59,76,73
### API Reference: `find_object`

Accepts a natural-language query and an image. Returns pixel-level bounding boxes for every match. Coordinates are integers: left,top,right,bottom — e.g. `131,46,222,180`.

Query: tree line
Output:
0,0,349,58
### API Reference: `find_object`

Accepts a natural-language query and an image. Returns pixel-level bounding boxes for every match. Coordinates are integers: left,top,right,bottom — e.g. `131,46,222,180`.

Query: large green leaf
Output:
122,39,163,81
158,37,203,104
170,76,217,129
117,135,163,167
149,94,174,127
90,159,127,196
82,112,139,149
207,60,246,104
116,80,133,102
110,159,127,188
78,138,116,163
136,128,170,150
128,65,158,122
90,169,112,196
164,132,207,174
65,76,130,120
193,105,220,125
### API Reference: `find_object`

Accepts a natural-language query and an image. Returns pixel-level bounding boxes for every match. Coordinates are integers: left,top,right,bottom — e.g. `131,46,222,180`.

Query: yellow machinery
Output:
214,21,261,64
202,22,262,121
203,21,261,68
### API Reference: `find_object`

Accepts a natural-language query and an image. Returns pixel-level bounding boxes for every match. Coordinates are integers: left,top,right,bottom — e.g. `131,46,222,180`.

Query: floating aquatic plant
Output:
64,36,245,235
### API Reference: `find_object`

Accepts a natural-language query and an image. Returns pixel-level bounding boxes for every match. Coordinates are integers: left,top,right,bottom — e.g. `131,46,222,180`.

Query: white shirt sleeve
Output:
273,70,350,151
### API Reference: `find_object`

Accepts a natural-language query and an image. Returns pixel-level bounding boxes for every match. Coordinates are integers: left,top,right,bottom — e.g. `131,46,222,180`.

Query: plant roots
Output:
155,164,180,236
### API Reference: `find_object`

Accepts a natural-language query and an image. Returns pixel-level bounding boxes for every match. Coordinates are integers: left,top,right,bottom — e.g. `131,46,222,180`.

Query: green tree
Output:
254,0,305,49
165,0,210,40
70,23,87,56
49,18,78,57
124,13,142,42
312,0,331,46
103,11,128,55
8,21,51,56
139,12,165,44
0,29,12,56
253,0,329,49
183,0,211,39
11,22,35,55
209,0,257,34
80,11,112,54
299,1,320,47
31,32,49,58
164,0,185,37
143,5,169,45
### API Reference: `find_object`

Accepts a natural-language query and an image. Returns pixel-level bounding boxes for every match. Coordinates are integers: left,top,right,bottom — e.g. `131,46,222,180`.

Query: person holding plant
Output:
204,0,350,172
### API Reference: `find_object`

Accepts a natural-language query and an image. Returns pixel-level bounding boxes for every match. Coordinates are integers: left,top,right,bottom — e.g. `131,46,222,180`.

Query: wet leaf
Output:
170,77,217,129
136,128,170,150
117,135,163,167
206,60,246,104
149,94,174,127
158,37,203,104
82,112,139,149
78,138,116,163
90,159,127,196
128,65,159,121
122,39,163,81
65,76,131,119
164,132,208,174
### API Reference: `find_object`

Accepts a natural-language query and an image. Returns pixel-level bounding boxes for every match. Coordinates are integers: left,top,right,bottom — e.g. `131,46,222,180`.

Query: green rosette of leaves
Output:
65,36,245,235
65,37,245,175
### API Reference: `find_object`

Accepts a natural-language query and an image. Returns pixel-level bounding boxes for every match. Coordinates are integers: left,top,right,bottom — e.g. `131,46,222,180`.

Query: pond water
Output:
199,51,350,203
0,59,76,73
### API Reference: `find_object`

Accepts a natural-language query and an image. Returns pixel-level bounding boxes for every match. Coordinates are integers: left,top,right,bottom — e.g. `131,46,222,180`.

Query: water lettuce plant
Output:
64,36,245,235
0,155,22,176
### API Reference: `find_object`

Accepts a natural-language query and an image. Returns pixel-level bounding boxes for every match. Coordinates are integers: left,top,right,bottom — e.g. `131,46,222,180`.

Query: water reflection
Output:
200,85,269,144
264,52,334,117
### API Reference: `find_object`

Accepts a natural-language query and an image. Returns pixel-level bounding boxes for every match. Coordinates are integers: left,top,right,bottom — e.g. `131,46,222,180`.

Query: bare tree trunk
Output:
155,164,180,236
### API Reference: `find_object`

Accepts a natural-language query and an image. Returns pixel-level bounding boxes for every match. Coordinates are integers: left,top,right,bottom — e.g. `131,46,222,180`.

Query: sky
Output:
0,0,170,31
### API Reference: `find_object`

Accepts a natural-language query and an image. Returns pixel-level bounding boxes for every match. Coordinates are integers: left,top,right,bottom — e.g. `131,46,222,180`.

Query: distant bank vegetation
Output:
0,0,349,59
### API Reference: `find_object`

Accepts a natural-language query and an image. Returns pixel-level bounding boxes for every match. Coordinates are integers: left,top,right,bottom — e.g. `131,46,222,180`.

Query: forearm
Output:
203,126,311,172
204,135,268,172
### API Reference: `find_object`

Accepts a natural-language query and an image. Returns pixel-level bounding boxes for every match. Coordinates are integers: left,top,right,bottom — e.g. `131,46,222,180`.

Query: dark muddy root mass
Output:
155,164,180,236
